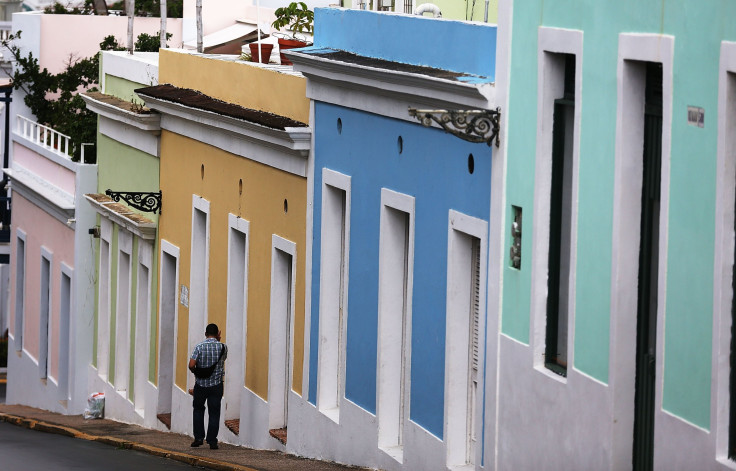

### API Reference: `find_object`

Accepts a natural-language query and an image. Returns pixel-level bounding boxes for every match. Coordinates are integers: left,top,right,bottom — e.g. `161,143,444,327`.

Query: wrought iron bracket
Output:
408,107,501,147
105,190,162,214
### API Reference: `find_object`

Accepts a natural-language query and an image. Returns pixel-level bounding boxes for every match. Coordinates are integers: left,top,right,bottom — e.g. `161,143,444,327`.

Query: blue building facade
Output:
288,9,498,471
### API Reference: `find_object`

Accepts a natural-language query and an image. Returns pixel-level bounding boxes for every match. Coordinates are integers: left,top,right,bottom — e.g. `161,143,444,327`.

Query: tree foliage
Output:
0,31,172,162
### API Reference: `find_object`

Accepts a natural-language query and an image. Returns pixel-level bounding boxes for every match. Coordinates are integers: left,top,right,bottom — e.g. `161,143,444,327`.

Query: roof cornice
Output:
286,49,496,111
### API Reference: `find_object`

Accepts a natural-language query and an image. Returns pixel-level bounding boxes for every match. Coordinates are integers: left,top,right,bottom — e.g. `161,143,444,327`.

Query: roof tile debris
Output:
135,84,308,130
303,49,482,82
83,91,152,114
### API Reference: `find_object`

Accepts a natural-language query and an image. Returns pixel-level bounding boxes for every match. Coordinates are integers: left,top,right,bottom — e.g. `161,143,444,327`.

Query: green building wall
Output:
503,0,736,429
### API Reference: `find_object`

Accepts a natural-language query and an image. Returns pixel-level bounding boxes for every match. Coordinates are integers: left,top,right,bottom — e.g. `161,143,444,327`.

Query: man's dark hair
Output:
205,323,219,336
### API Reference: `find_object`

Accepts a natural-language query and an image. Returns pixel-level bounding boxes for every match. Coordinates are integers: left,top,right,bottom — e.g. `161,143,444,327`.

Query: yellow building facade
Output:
141,49,310,448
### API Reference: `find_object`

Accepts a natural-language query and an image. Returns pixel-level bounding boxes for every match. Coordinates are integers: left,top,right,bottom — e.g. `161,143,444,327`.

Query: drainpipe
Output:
160,0,167,50
484,0,488,22
196,0,203,53
127,0,134,54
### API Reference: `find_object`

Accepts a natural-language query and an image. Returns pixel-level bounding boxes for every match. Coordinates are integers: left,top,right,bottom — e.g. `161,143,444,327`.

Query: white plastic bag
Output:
83,392,105,419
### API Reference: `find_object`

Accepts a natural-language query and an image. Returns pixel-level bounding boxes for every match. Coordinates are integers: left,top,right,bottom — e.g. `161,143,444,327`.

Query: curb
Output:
0,412,259,471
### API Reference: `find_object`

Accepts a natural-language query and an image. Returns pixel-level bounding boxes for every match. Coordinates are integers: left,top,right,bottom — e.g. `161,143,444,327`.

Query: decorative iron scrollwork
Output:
105,190,162,214
408,107,501,147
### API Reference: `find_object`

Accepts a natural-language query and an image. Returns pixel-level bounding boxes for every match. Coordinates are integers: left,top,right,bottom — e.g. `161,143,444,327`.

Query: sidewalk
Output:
0,404,372,471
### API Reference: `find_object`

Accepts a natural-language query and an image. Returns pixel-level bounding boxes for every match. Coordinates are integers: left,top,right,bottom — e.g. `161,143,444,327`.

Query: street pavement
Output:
0,421,203,470
0,403,373,471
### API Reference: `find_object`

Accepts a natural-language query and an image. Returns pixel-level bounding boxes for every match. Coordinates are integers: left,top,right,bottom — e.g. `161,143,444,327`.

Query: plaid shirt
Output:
190,338,227,387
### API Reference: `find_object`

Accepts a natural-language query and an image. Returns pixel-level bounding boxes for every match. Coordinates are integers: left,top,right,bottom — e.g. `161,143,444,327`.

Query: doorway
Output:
632,61,663,471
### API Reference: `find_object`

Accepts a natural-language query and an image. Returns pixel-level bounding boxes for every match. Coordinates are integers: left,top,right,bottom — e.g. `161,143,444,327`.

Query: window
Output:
445,210,487,469
545,53,576,376
115,230,132,396
268,235,297,438
13,230,26,352
225,214,249,432
377,188,415,462
317,169,351,422
58,265,72,401
39,249,52,379
97,220,112,378
188,195,210,390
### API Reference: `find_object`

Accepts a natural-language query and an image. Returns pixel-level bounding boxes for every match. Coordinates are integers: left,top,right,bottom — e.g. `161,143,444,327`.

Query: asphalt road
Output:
0,421,205,470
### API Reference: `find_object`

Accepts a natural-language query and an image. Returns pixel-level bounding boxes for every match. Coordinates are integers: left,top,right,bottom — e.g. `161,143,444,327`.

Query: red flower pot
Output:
249,42,273,64
277,38,308,65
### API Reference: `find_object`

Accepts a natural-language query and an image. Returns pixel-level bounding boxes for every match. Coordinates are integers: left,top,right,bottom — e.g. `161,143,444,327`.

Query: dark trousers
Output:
192,382,223,444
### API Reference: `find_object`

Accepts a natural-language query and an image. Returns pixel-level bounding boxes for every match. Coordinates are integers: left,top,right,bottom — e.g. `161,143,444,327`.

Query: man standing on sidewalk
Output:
188,323,227,450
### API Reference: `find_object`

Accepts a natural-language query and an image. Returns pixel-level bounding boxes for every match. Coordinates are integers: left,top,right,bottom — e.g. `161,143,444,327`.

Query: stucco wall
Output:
13,142,75,195
9,193,75,379
307,102,492,439
312,8,496,79
158,49,309,124
35,13,182,74
498,0,736,468
158,131,307,400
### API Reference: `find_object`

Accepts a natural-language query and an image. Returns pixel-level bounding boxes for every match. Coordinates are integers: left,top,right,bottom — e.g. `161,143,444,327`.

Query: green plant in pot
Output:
272,1,313,65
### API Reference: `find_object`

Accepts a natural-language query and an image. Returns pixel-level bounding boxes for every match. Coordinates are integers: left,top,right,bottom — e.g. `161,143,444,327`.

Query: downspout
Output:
484,0,489,22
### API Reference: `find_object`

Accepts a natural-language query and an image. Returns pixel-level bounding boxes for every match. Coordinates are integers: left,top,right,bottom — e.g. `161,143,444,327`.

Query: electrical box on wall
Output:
510,206,522,269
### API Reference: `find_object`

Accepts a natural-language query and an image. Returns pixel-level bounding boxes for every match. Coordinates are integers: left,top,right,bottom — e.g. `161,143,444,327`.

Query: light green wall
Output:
97,134,160,224
104,74,150,105
504,0,736,428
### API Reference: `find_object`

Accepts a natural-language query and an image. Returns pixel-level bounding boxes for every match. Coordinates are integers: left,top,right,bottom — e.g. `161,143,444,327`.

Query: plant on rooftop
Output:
271,2,314,40
271,2,313,65
100,31,173,52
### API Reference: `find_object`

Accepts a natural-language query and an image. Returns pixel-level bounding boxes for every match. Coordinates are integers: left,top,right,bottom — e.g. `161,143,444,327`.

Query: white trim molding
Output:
316,168,352,423
529,26,583,382
444,209,488,470
268,234,298,430
714,40,736,467
376,188,415,463
609,32,674,471
137,94,311,178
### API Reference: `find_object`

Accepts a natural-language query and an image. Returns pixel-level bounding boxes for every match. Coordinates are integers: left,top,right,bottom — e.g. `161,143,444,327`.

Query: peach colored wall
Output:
39,15,183,74
10,194,74,379
13,143,76,195
183,0,250,36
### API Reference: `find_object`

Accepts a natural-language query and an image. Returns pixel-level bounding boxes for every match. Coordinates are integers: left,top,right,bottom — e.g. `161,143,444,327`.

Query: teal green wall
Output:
504,0,736,429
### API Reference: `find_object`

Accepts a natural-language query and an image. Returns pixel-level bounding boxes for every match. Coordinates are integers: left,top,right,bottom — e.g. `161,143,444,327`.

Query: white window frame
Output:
188,195,211,390
157,239,180,414
13,228,26,352
268,234,297,430
97,218,113,380
444,210,488,469
530,26,583,382
713,40,736,466
58,263,73,402
609,33,674,469
317,168,352,423
133,239,153,414
39,246,53,381
376,188,415,463
115,228,133,396
225,213,250,423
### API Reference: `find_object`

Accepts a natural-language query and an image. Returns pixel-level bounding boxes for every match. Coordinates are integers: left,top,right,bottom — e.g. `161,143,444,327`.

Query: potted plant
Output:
271,1,313,65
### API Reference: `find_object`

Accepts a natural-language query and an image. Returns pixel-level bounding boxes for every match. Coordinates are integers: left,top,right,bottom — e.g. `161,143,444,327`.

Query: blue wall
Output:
307,103,492,438
312,8,497,80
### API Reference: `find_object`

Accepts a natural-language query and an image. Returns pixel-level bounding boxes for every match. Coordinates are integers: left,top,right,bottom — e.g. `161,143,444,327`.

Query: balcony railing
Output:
16,115,72,158
0,21,10,42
